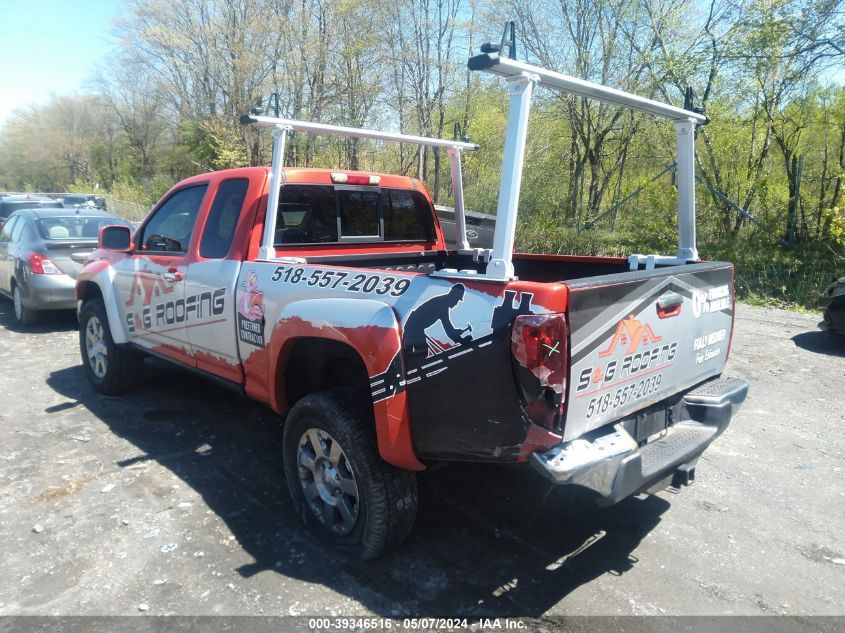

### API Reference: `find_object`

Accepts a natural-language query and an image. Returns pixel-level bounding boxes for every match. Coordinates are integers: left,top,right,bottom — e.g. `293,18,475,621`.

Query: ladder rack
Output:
467,50,706,278
240,114,479,261
243,29,706,278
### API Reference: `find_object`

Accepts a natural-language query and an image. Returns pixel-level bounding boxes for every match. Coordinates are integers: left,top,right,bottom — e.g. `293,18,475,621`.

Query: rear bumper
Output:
530,376,748,505
20,274,77,310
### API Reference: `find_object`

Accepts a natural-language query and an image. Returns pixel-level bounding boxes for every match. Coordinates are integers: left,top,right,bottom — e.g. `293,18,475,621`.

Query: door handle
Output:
656,292,683,319
162,267,184,283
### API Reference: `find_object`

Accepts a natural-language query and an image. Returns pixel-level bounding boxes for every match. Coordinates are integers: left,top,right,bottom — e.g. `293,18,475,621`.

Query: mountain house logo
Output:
598,314,662,357
125,268,175,307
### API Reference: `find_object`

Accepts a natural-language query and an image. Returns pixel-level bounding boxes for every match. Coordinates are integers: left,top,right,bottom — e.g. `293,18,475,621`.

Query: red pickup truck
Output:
76,51,747,559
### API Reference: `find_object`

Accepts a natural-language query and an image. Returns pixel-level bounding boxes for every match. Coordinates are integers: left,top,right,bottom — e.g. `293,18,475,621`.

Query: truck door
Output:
183,177,251,383
115,184,209,365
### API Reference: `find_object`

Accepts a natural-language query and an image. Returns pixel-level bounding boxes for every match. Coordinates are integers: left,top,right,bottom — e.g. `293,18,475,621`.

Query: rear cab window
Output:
276,185,337,244
338,189,379,239
274,185,435,246
200,178,249,258
383,189,436,242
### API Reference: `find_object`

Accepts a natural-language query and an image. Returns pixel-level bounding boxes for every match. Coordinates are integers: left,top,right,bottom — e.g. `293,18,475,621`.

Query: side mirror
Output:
99,225,132,252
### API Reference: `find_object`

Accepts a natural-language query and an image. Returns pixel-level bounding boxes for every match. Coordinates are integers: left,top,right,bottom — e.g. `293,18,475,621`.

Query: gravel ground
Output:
0,300,843,618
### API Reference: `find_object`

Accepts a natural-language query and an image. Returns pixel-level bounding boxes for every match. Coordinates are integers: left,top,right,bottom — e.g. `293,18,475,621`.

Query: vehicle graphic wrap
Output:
397,281,549,460
124,267,175,307
182,259,245,378
564,263,734,441
76,257,131,344
368,287,535,404
236,264,409,401
235,262,566,462
269,264,412,296
118,262,228,340
125,286,225,333
237,270,266,348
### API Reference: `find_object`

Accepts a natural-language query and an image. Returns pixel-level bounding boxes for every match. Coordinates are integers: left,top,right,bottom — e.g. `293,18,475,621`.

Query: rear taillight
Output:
28,253,62,275
511,313,568,428
512,313,568,387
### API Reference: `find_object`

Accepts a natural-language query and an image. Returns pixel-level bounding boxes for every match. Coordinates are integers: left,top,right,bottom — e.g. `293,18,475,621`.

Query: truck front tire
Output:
79,299,143,395
283,389,418,559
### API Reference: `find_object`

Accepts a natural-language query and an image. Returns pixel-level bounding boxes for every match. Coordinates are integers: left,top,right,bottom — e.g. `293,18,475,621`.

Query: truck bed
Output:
304,248,734,446
306,250,631,282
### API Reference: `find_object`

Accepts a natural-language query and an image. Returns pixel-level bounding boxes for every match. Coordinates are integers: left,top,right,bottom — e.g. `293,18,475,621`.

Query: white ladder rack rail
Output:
240,114,479,261
467,53,708,279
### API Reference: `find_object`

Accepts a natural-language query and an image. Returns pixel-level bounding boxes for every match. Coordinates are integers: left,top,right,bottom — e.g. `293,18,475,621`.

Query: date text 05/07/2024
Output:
307,617,528,630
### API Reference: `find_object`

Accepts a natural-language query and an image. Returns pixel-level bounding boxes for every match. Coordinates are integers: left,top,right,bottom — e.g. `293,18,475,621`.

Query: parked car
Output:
819,277,845,335
0,195,63,231
61,194,106,209
0,208,130,325
435,205,495,250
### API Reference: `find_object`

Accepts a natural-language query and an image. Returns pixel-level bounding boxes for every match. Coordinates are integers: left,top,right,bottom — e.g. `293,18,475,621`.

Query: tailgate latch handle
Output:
656,292,683,319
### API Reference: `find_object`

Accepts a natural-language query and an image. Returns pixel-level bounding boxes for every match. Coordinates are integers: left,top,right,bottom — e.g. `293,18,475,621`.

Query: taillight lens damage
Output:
511,313,568,429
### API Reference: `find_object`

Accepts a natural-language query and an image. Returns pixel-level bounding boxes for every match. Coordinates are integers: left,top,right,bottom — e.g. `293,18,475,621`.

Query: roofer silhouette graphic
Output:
491,290,533,331
404,284,472,356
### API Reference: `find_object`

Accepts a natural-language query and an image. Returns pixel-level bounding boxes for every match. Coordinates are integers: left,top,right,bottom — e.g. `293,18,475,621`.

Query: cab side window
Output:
138,185,208,254
200,179,248,259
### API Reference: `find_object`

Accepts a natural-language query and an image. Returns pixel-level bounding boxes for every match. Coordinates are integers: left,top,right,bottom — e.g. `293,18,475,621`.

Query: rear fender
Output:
76,261,130,344
268,298,423,471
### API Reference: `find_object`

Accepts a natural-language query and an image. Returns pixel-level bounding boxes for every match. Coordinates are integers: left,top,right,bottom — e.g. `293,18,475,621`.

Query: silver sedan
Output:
0,208,130,325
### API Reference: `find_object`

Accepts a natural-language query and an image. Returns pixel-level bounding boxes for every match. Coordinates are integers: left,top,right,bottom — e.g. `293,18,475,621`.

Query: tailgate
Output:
564,262,734,441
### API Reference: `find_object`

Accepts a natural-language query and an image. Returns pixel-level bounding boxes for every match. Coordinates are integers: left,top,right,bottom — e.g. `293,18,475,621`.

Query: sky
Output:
0,0,841,126
0,0,123,124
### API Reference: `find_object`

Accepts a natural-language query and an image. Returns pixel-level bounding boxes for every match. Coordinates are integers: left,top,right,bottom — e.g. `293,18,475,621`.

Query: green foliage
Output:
0,0,842,312
826,205,845,247
109,180,153,206
707,243,843,309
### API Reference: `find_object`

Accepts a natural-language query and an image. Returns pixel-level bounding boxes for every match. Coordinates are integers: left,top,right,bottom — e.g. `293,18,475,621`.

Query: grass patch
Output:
738,292,819,314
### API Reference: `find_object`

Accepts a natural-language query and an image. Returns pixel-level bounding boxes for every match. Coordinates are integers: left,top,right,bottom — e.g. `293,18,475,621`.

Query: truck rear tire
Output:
282,389,417,559
79,298,143,395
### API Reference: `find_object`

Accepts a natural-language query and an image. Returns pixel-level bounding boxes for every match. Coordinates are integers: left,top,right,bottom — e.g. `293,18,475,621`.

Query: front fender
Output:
268,298,423,471
76,261,130,344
